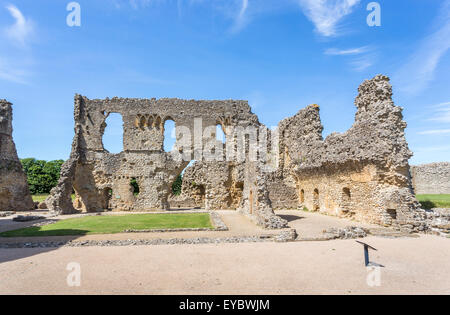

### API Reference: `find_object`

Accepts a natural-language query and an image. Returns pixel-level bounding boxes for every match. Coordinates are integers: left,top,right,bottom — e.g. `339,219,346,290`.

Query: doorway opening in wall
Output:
102,113,124,154
163,118,176,152
299,189,305,204
73,188,83,211
387,209,397,220
103,187,113,210
313,189,320,211
229,181,244,210
130,177,140,196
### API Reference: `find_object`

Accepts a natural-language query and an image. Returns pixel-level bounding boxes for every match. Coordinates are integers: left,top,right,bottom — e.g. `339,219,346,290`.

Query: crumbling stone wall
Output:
239,160,288,229
0,100,34,211
47,95,269,217
411,162,450,194
275,75,426,230
180,161,244,210
46,75,436,232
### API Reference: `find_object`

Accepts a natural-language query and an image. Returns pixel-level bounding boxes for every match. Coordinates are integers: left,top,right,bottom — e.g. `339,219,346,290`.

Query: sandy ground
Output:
276,210,381,239
0,235,449,295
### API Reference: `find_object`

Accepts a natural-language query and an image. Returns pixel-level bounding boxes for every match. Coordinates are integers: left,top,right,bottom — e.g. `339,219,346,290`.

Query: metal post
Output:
356,241,377,267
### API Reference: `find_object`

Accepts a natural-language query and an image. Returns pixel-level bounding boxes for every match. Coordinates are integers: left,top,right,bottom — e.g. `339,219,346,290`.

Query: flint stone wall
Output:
411,162,450,194
0,100,34,211
47,75,435,232
272,75,426,229
46,95,286,228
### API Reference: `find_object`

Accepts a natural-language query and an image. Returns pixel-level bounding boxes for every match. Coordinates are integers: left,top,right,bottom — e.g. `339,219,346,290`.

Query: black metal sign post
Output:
356,241,378,266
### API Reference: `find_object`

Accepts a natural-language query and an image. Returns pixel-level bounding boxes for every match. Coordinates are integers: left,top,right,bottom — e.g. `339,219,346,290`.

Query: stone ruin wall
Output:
1,75,446,232
411,162,450,195
176,75,431,230
0,100,34,211
177,161,245,210
46,94,288,228
275,75,426,229
181,75,431,230
43,74,446,232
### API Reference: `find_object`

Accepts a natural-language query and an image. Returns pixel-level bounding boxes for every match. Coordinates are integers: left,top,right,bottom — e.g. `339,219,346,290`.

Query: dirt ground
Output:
0,235,449,295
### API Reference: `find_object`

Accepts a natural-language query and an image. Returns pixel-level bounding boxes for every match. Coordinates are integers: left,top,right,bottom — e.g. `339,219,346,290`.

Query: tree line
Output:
20,158,183,196
20,158,64,195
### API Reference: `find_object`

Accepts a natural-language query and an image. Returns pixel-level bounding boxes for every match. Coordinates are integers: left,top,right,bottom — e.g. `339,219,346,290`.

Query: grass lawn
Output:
32,194,75,203
32,194,50,203
0,213,213,237
416,194,450,210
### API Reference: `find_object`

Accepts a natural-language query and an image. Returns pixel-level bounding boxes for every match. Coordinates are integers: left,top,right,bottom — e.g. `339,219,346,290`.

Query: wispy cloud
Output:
0,5,34,84
128,0,166,9
230,0,249,33
428,102,450,123
325,45,376,72
395,0,450,95
4,4,33,47
296,0,360,37
0,56,30,84
349,53,376,72
418,129,450,135
324,46,369,56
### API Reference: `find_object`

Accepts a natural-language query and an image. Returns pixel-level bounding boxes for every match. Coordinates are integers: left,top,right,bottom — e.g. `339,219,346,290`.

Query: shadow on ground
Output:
278,214,305,223
0,216,86,264
0,235,83,265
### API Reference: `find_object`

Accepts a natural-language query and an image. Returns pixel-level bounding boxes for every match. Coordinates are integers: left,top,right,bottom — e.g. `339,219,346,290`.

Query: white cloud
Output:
296,0,360,37
429,102,450,123
0,5,34,84
434,101,450,109
395,0,450,95
0,56,30,84
230,0,249,33
325,46,376,72
4,5,33,47
349,53,376,72
128,0,166,9
324,46,369,56
418,129,450,135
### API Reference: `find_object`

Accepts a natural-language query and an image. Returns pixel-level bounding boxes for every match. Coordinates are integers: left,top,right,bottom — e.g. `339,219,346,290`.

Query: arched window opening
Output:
216,124,226,144
343,188,351,202
102,113,124,153
313,188,320,211
163,119,176,152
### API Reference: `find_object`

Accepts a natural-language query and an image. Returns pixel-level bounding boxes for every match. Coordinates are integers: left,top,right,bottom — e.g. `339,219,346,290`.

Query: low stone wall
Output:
411,162,450,195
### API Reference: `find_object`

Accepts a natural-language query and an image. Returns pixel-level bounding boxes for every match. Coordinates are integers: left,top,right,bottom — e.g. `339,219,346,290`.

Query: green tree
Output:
172,174,182,196
20,158,64,194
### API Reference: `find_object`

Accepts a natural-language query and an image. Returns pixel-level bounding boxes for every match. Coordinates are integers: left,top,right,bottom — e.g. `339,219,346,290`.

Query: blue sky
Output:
0,0,449,165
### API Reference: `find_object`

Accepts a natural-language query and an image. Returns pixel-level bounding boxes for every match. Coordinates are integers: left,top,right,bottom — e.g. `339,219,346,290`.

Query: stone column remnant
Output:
0,100,34,211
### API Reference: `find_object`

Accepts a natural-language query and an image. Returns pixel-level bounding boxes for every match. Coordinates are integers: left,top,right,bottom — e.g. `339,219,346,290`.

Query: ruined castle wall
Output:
411,162,450,194
0,100,34,211
239,160,288,229
180,161,244,210
266,177,298,210
47,95,266,215
274,75,425,229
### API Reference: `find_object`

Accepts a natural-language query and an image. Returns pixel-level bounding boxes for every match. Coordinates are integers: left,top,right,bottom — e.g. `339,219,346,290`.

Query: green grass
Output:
32,194,49,203
416,194,450,210
0,213,213,237
32,194,76,203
